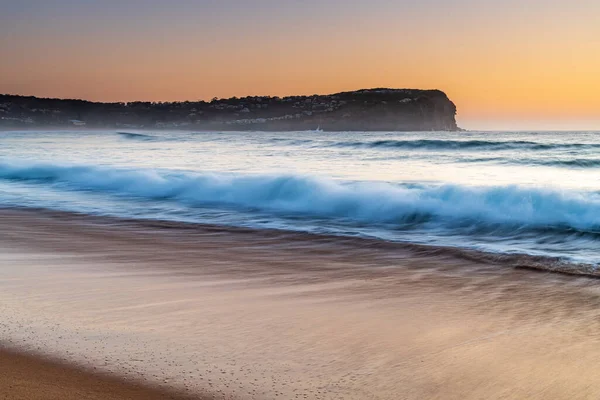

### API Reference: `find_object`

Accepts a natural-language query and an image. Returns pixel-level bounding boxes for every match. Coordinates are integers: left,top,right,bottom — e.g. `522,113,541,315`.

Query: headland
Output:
0,89,459,131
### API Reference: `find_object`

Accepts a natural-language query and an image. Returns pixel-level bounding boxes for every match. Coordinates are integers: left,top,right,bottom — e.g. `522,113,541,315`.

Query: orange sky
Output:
1,1,600,130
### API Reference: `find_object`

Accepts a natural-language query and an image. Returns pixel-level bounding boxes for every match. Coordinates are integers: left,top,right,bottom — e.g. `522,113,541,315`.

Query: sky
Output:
1,0,600,130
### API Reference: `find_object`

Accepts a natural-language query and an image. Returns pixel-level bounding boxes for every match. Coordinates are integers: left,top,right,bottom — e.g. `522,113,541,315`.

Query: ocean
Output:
1,129,599,265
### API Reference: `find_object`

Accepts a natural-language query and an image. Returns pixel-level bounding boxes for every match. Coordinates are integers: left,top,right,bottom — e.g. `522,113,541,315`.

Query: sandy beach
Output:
0,347,195,400
2,209,600,399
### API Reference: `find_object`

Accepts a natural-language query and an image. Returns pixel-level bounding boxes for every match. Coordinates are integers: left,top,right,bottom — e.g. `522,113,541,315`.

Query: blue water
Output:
1,129,600,264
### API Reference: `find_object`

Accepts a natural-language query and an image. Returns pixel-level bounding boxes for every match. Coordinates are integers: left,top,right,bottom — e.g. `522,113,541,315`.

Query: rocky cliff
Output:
0,89,459,131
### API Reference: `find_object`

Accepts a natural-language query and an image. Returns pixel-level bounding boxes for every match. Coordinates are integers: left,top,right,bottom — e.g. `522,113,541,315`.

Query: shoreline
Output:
2,208,600,399
1,206,596,278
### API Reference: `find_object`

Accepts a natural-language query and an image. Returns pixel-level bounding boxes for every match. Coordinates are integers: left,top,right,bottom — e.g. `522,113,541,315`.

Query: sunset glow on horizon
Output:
2,0,600,130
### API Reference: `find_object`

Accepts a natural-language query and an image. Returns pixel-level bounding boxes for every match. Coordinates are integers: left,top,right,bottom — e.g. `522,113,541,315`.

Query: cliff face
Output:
0,89,459,131
307,89,459,131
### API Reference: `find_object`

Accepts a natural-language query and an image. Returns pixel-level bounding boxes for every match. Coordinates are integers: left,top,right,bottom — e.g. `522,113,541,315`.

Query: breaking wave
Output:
329,139,600,151
531,158,600,168
1,160,600,236
117,132,159,141
458,157,600,168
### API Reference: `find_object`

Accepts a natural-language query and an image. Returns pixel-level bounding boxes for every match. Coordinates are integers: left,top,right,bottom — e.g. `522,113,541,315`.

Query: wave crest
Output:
330,139,600,151
1,160,600,235
117,132,159,141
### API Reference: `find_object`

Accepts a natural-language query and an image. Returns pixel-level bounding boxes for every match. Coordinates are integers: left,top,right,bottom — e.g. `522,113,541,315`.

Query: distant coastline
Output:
0,88,459,131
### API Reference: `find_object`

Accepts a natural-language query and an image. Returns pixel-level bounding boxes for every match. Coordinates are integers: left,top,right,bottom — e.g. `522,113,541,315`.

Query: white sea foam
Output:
1,159,599,233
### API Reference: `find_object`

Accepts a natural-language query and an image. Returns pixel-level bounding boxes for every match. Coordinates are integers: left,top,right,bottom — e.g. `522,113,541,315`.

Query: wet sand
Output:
0,348,194,400
2,209,600,399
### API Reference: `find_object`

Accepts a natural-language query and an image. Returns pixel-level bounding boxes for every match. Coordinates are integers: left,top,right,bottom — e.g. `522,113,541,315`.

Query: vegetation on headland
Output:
0,89,459,131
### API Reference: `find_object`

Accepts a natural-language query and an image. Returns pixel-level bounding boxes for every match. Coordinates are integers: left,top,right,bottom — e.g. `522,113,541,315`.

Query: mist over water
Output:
1,129,600,264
